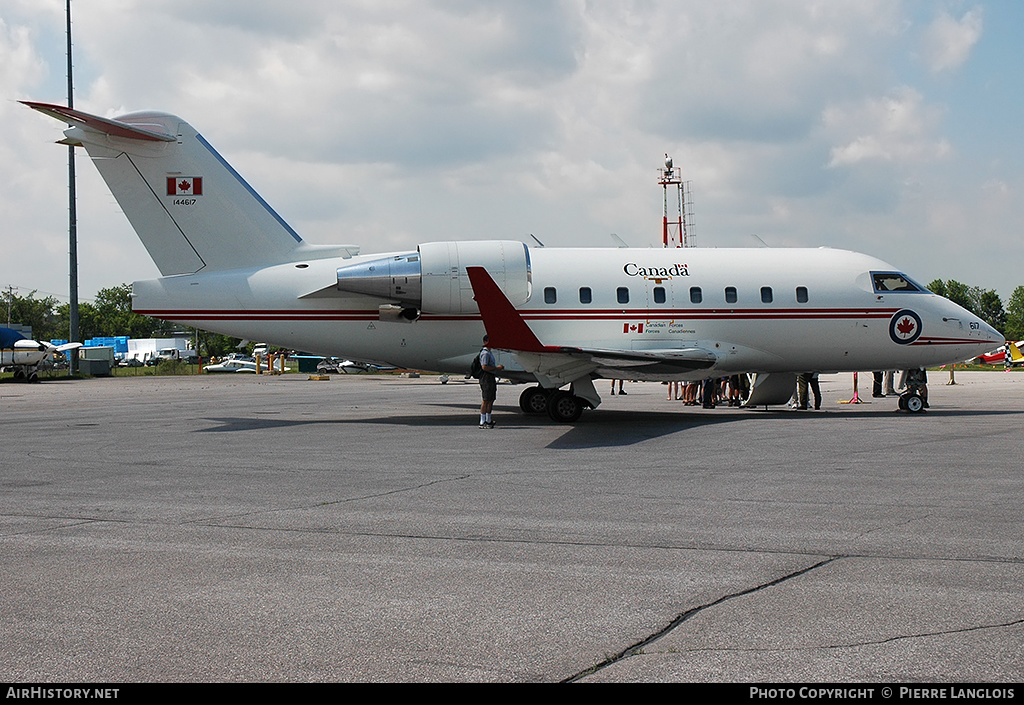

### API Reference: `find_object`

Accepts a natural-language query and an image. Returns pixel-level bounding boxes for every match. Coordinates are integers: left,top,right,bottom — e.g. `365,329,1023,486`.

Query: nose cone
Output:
933,298,1004,361
981,320,1005,346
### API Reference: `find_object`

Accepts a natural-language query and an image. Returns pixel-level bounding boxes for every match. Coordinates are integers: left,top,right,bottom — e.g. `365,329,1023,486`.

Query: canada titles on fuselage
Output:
623,262,690,279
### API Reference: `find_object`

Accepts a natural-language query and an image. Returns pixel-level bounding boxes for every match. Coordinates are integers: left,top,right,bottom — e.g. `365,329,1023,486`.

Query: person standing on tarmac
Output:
478,335,504,429
797,372,821,410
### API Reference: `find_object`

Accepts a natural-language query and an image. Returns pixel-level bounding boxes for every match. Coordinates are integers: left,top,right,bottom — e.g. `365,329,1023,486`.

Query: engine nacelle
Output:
337,240,531,315
419,241,531,314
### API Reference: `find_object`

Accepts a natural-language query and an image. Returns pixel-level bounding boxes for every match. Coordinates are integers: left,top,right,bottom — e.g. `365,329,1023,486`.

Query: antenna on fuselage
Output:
529,233,545,248
609,233,629,248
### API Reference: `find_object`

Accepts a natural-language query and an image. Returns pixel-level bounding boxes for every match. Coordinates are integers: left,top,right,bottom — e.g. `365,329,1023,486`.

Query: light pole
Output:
66,0,79,372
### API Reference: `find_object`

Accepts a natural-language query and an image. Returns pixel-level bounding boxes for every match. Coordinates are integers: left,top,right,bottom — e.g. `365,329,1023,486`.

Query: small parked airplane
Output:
1,327,81,382
23,101,1004,417
974,341,1023,366
202,358,258,374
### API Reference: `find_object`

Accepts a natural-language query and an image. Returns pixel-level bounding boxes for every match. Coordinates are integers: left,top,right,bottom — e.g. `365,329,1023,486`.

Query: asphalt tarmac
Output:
1,370,1021,682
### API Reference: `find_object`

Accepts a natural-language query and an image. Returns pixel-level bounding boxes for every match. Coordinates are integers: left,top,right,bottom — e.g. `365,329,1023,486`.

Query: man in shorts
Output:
478,335,504,428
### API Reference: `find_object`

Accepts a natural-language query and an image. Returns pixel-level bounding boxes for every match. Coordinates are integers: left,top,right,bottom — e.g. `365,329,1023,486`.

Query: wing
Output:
465,266,716,388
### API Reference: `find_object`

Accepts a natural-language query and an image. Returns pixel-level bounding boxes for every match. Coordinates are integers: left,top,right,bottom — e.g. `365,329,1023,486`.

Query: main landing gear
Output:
518,386,590,423
11,368,40,383
519,386,550,415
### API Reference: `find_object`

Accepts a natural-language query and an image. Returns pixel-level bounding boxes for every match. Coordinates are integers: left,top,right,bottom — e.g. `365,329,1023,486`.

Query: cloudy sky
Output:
3,1,1021,307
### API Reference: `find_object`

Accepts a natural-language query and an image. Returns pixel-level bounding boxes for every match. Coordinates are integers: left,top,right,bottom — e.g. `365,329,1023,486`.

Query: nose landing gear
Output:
898,392,925,413
896,368,929,413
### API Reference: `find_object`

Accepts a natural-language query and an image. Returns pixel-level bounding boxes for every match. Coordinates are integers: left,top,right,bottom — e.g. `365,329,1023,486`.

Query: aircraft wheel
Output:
904,393,925,413
27,371,39,383
519,386,549,415
547,390,584,423
897,394,908,411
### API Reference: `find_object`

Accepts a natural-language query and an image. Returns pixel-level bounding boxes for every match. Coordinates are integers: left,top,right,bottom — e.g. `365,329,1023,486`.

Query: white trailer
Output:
126,338,192,365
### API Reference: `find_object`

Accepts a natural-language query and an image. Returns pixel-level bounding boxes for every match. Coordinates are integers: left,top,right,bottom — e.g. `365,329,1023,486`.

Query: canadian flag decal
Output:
623,323,644,334
167,177,203,196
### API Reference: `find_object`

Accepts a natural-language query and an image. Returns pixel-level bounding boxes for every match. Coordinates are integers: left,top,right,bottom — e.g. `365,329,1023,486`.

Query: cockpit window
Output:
871,272,924,293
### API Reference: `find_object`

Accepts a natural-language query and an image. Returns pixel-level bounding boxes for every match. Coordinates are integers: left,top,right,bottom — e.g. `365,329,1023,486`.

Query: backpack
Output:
470,354,483,379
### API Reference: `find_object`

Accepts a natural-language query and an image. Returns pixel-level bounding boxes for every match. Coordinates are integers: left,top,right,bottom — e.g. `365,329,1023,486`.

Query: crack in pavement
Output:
178,474,474,525
562,556,839,682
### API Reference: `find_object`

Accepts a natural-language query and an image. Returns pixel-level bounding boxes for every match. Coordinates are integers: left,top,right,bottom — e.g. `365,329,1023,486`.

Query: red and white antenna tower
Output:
658,154,695,248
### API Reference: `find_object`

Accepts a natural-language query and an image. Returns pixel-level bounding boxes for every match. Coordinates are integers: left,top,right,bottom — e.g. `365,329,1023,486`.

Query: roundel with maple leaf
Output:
889,309,923,345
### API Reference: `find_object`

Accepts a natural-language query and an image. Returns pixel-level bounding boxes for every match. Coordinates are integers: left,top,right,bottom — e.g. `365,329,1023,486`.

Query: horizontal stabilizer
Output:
21,101,176,142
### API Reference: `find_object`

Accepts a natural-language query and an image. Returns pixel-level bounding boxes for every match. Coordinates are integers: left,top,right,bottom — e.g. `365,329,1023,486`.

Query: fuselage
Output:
132,244,1003,380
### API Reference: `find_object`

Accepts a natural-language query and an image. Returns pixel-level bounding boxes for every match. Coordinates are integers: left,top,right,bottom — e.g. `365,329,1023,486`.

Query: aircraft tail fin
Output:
1009,341,1023,363
23,101,356,275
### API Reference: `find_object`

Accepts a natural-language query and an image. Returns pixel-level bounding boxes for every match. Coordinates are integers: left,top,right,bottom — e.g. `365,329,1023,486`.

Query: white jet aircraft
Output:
1,327,81,382
24,101,1004,418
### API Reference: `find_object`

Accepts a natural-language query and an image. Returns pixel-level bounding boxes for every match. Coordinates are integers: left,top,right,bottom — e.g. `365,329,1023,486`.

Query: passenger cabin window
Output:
725,287,737,304
617,287,630,304
544,287,557,304
579,287,592,304
796,286,809,303
690,287,702,304
653,287,666,304
872,272,923,293
761,287,773,304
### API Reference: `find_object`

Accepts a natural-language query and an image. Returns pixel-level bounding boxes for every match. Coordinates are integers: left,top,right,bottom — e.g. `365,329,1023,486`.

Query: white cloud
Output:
920,7,983,73
825,88,952,167
3,1,1022,302
0,16,47,95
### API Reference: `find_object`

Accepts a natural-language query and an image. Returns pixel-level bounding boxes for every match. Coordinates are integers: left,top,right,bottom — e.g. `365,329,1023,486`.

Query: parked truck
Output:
154,347,200,365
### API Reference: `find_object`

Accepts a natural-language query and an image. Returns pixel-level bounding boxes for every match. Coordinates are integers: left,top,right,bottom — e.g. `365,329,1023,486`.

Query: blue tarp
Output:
1,327,27,348
84,336,129,353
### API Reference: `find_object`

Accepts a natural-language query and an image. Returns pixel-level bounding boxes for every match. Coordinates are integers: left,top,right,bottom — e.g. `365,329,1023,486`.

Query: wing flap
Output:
582,346,717,370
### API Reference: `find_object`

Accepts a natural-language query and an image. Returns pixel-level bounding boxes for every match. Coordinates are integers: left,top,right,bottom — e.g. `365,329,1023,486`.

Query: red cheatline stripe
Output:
911,337,991,346
136,308,900,322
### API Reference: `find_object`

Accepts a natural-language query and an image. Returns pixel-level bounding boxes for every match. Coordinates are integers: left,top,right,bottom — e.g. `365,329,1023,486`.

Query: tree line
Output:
3,284,242,359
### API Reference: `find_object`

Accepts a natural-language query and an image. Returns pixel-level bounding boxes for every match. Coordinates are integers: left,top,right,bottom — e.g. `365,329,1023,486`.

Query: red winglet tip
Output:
466,266,547,353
